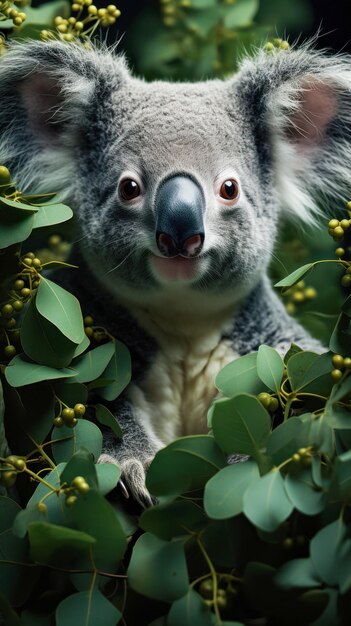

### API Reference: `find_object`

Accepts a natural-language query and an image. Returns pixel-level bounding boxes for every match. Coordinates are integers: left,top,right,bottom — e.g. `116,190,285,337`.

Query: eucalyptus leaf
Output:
21,297,77,368
287,351,333,394
51,420,102,464
310,520,347,587
56,589,121,626
96,340,132,401
167,589,213,626
204,460,260,520
128,533,189,601
257,345,285,393
275,558,321,589
36,278,84,345
266,416,311,465
72,341,115,383
275,263,314,289
212,393,271,459
223,0,259,28
140,499,206,540
243,470,293,532
285,469,325,515
146,435,226,497
95,404,123,438
0,212,34,248
60,448,98,490
28,522,96,567
5,353,76,387
32,203,73,229
215,352,266,397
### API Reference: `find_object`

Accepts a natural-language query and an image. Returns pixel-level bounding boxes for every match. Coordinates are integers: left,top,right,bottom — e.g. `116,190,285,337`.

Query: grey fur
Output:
1,40,350,505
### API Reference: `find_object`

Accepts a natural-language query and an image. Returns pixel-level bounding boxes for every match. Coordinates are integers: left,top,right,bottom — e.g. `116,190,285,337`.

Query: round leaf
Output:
28,522,96,567
204,460,260,520
215,352,266,397
285,469,325,516
95,404,123,438
212,393,271,459
128,533,189,601
56,589,121,626
243,470,294,532
167,589,213,626
96,340,131,402
51,420,102,464
275,558,321,589
32,202,73,229
140,500,206,540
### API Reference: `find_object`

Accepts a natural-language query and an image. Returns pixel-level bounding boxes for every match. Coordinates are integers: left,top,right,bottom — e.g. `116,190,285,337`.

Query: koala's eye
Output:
219,179,240,202
119,178,141,201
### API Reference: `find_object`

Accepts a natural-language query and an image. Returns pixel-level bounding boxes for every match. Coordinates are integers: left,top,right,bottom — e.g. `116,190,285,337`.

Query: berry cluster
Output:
283,280,317,315
330,354,351,381
0,455,26,488
257,392,279,413
41,0,120,43
0,252,43,359
53,402,86,429
290,447,313,468
199,577,237,612
0,0,26,28
83,315,108,343
65,476,90,507
264,38,290,52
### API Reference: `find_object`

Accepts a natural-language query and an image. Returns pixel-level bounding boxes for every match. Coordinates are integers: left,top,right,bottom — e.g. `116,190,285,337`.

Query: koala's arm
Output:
229,277,325,357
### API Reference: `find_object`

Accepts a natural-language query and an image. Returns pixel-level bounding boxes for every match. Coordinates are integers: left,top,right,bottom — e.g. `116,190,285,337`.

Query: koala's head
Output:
1,42,351,312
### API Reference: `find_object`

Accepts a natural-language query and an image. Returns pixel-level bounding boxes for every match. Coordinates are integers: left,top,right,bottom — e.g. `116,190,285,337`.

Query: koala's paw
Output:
98,454,155,509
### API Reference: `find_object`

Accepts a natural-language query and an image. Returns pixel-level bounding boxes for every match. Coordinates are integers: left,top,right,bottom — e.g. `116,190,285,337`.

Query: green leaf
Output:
266,416,311,465
60,448,98,491
56,589,121,626
95,404,123,438
167,589,213,626
67,489,127,569
51,420,102,464
330,449,351,500
223,0,259,28
257,345,284,393
72,334,90,358
285,469,325,515
32,203,73,229
0,212,34,248
211,393,271,459
53,381,88,408
21,297,77,368
96,464,121,496
72,342,115,383
0,196,38,215
275,263,314,289
188,0,216,8
284,343,303,364
306,416,335,456
329,312,351,355
36,278,84,345
215,352,266,397
310,520,346,586
96,340,132,401
204,460,260,520
275,558,321,589
13,464,67,535
287,351,333,394
325,407,351,430
243,470,293,532
5,353,76,387
128,533,189,601
140,500,206,540
18,382,55,443
146,435,226,497
28,522,95,567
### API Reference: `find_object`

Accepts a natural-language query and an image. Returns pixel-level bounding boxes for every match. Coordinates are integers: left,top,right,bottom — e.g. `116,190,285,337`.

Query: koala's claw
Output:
118,478,130,499
120,458,155,509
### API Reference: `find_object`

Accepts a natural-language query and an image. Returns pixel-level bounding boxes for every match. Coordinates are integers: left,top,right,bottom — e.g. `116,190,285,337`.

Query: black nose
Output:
155,175,205,258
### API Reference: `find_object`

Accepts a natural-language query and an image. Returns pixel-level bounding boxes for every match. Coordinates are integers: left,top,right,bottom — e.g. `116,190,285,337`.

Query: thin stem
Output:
24,467,58,492
197,537,222,625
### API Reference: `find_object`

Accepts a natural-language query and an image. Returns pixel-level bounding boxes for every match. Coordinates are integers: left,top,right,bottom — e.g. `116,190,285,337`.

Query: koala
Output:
0,40,350,506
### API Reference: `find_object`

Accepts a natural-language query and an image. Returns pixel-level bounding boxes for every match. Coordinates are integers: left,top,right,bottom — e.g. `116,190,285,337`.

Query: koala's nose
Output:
155,175,205,258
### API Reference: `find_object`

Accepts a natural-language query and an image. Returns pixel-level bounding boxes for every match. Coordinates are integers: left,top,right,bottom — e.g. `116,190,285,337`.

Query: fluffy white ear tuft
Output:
236,46,351,224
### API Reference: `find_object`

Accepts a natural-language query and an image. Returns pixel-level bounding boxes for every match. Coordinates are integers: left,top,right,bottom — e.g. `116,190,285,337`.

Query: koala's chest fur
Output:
125,306,237,444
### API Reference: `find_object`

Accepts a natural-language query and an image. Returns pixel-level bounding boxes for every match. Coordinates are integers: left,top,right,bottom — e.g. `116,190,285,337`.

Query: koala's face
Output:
74,78,276,306
2,42,346,312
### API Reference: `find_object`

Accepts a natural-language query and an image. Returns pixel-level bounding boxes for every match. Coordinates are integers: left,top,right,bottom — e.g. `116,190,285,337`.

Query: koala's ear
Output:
232,46,351,223
0,41,128,195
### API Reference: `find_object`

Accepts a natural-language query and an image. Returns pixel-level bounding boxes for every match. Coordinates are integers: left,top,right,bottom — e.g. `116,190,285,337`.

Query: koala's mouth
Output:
151,254,199,282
